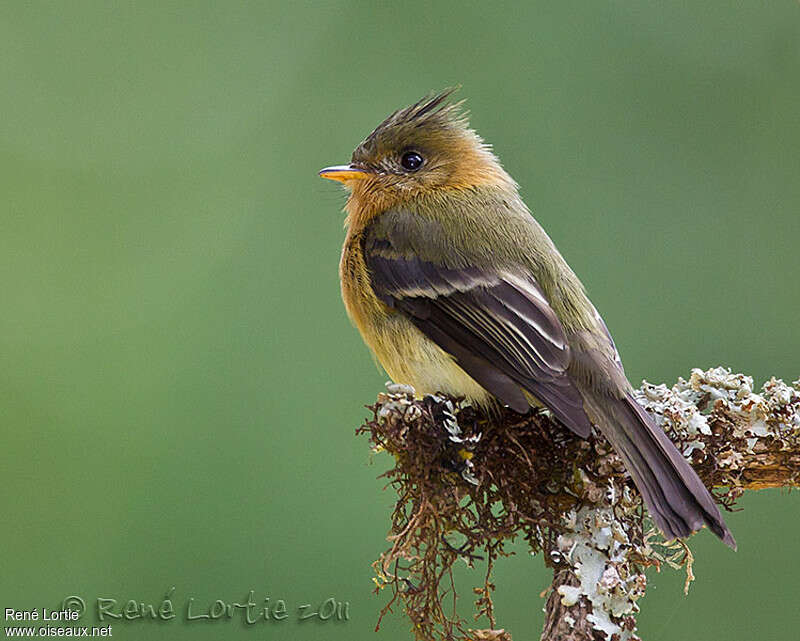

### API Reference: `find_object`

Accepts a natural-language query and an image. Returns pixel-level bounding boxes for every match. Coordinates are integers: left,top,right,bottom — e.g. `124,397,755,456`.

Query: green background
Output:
2,2,798,640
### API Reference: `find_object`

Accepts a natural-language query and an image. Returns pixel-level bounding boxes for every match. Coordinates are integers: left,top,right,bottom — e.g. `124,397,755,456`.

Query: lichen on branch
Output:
357,368,800,641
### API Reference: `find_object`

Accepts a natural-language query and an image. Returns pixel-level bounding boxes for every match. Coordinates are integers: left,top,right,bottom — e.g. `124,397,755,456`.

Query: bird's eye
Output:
400,151,424,171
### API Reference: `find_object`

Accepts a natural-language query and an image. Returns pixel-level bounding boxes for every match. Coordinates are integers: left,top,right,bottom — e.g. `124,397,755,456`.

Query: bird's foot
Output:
423,394,482,485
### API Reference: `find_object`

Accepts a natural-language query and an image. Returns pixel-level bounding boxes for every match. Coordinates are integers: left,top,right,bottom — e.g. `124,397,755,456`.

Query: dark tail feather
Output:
588,392,736,549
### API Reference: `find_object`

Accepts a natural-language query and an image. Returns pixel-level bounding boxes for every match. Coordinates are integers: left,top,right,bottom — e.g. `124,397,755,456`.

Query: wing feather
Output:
366,240,593,437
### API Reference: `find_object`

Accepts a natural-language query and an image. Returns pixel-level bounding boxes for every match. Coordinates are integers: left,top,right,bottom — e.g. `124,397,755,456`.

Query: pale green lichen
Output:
634,367,800,456
554,501,645,640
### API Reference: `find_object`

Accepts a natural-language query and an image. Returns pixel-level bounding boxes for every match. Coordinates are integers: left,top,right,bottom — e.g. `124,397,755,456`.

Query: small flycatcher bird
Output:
319,90,734,547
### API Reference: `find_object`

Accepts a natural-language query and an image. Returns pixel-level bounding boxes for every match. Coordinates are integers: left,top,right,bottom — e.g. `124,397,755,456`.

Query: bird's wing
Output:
365,235,593,437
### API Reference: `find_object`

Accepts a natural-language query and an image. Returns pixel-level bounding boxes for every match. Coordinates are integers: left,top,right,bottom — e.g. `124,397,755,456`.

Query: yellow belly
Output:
369,314,494,404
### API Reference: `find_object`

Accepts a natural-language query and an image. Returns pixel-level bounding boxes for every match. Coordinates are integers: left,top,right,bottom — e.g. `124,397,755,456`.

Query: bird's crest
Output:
354,88,471,161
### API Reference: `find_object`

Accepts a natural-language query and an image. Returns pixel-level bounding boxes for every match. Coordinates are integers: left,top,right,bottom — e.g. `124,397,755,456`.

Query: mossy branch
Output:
357,368,800,641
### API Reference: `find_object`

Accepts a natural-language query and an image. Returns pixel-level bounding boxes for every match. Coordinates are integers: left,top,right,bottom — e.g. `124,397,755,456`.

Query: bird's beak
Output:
318,164,370,183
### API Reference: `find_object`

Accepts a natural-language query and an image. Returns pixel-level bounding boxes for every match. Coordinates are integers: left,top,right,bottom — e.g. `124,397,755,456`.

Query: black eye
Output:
400,151,424,171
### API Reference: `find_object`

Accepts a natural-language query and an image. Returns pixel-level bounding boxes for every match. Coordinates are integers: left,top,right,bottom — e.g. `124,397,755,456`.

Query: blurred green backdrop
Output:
1,2,798,640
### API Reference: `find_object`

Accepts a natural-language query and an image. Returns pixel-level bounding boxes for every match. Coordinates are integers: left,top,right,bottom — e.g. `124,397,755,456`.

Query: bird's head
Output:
319,89,515,226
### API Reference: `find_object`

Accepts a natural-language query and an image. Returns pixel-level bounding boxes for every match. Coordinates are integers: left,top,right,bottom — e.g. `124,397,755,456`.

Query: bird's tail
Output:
585,391,736,549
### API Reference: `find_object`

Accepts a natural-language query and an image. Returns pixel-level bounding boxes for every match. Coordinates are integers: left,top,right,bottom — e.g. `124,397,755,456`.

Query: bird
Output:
319,89,735,548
